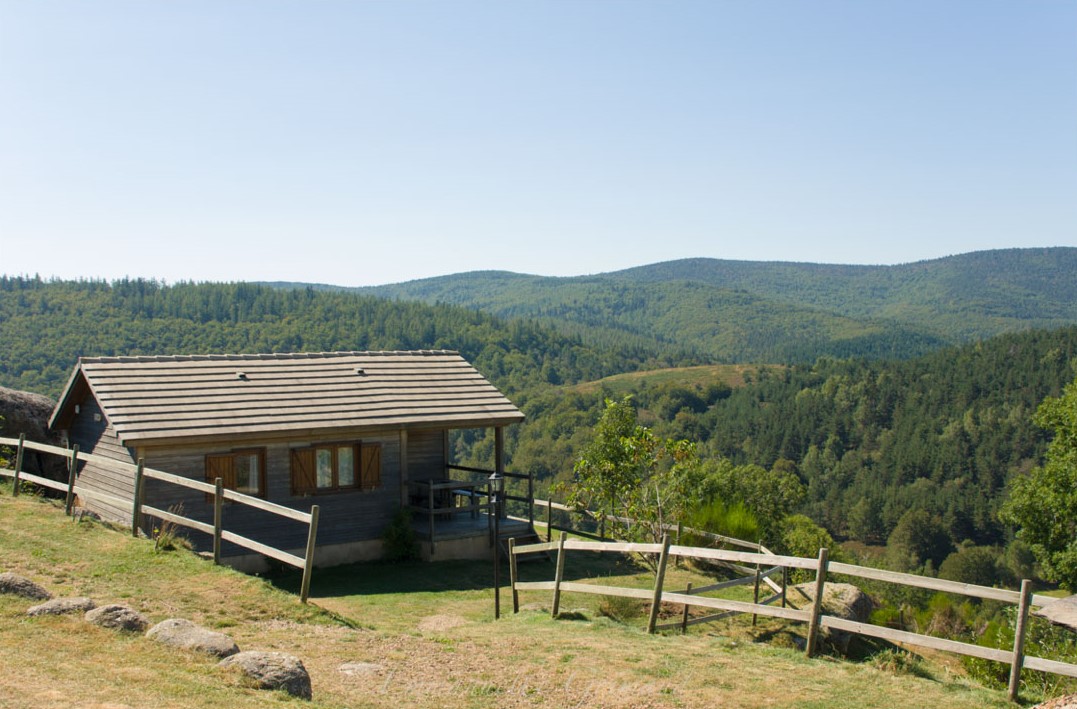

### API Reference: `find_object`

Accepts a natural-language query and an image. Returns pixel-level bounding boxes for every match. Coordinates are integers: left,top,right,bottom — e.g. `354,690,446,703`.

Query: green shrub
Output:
682,499,759,546
153,504,192,552
382,507,420,561
963,607,1077,700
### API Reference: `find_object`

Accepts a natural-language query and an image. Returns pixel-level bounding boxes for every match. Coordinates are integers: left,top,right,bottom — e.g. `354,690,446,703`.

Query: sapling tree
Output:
1002,372,1077,590
564,397,702,560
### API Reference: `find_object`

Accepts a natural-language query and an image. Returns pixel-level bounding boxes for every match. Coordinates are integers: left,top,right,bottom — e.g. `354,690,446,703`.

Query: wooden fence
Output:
509,532,1077,703
534,496,787,598
0,434,320,603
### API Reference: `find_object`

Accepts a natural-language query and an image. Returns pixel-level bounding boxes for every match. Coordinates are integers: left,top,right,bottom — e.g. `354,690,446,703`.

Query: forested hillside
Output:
0,277,687,399
503,327,1077,562
4,275,1077,580
348,248,1077,361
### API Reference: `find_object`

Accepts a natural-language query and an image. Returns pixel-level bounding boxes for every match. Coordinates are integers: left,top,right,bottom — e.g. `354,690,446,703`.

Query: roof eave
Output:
121,412,526,449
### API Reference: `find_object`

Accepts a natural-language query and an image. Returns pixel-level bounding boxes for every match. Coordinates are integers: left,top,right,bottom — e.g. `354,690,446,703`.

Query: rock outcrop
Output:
0,386,66,481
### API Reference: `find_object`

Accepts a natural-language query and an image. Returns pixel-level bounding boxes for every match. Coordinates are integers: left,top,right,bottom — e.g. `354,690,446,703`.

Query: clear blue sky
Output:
1,1,1074,286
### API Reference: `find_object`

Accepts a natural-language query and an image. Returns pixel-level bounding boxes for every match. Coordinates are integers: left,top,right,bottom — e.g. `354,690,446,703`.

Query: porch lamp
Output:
490,471,504,619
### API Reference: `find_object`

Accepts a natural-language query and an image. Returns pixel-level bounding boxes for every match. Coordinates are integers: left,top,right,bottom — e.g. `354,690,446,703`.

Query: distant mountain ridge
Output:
268,247,1077,364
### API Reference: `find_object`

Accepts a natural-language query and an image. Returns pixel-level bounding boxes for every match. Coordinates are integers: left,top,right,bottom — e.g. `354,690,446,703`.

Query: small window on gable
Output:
290,441,380,495
205,448,266,499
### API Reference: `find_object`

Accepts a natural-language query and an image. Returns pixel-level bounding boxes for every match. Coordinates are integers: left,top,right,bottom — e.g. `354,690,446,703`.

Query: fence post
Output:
781,566,788,608
299,505,320,604
131,458,145,537
12,434,25,496
805,547,829,658
647,534,672,634
213,477,224,565
64,445,80,515
546,499,552,542
551,531,567,617
508,537,519,614
681,582,693,634
1008,579,1033,702
752,562,762,626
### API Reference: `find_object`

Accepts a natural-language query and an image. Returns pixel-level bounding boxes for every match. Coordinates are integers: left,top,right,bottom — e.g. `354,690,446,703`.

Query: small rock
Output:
339,661,383,676
0,572,52,600
147,618,239,658
1035,694,1077,709
28,597,96,616
220,651,312,700
85,604,149,632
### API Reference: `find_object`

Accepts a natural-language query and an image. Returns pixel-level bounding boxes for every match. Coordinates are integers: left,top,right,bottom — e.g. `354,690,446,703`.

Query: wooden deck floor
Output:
412,513,531,541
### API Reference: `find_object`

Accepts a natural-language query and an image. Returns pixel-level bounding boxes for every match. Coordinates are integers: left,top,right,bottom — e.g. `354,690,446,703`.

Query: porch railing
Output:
406,465,535,555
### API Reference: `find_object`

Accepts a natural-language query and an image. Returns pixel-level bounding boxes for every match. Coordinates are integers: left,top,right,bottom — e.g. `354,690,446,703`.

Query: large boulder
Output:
1034,594,1077,632
85,604,150,632
28,597,96,616
147,618,239,658
1035,695,1077,709
0,386,66,481
0,572,52,600
219,651,312,700
791,581,874,653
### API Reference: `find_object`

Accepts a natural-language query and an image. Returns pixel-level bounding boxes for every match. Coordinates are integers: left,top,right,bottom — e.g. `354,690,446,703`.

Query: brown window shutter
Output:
360,443,381,490
290,448,317,495
205,454,234,502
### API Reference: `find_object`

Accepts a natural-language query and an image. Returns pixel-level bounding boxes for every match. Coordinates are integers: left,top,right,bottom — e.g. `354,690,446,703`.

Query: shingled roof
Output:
49,351,524,446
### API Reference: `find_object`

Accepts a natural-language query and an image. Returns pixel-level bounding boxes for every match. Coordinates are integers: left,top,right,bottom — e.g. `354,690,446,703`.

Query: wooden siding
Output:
140,430,402,555
62,351,523,444
69,398,136,524
407,429,447,482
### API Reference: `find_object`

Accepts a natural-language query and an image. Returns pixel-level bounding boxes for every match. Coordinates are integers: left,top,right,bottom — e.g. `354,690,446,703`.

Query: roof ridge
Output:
78,350,461,364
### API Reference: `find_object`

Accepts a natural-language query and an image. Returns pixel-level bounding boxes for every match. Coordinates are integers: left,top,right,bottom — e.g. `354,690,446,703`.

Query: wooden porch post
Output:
495,426,505,519
442,429,450,475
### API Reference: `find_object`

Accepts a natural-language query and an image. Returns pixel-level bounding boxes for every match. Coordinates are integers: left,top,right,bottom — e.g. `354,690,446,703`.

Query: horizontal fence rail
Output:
509,532,1077,702
0,435,320,602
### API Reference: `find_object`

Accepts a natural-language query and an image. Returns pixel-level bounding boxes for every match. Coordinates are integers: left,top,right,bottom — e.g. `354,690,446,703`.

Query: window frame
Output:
290,441,381,496
204,447,267,500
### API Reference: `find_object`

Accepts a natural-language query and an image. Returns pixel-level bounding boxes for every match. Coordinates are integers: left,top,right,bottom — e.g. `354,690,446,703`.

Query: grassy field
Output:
563,363,780,397
0,484,1022,708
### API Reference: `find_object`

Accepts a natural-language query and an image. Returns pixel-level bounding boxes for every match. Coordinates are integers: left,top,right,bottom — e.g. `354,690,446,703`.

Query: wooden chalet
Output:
48,351,532,569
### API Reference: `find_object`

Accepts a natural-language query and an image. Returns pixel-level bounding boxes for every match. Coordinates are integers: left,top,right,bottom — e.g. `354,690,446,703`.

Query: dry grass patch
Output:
0,485,1018,708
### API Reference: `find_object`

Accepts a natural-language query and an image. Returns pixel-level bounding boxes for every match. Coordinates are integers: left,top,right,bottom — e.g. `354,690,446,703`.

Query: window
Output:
205,448,266,498
291,442,380,495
